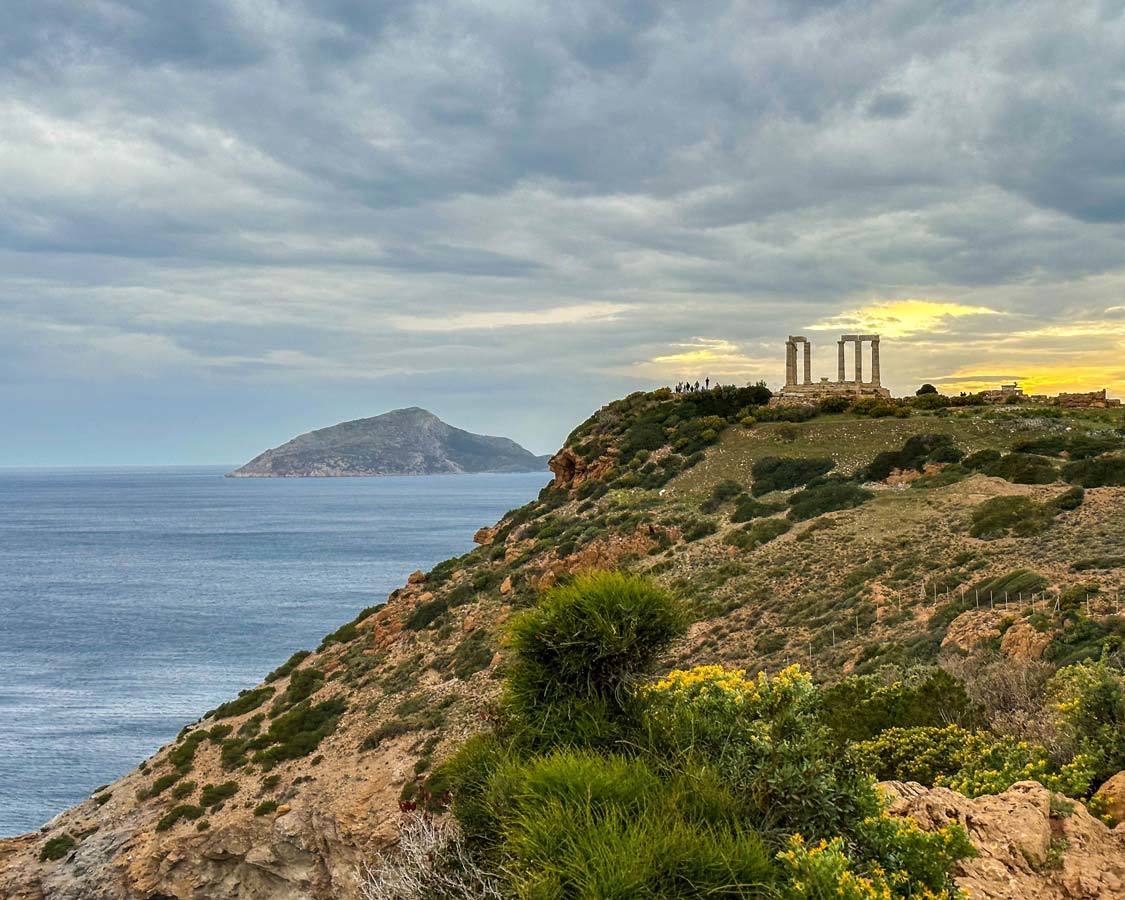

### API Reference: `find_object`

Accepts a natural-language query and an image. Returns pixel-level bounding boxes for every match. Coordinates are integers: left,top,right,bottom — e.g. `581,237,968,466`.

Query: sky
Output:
4,0,1125,465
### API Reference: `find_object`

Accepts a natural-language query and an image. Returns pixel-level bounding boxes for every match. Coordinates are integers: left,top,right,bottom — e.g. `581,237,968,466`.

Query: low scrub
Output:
1064,454,1125,487
864,434,962,482
750,455,834,495
969,496,1054,539
210,686,274,720
200,781,239,808
156,804,205,832
971,569,1049,600
429,573,971,898
964,450,1058,484
852,725,1096,798
39,834,75,862
787,479,873,522
266,650,311,683
724,518,791,549
730,496,785,523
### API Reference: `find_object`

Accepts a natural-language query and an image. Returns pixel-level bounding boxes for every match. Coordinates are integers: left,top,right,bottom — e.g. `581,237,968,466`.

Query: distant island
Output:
227,407,550,477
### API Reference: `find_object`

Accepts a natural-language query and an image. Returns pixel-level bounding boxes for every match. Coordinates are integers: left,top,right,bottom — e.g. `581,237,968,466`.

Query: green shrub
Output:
864,434,960,482
724,518,791,549
681,518,718,542
700,479,744,513
480,751,774,898
822,670,975,744
787,480,873,521
1046,660,1125,783
318,621,358,650
405,597,449,630
503,572,687,749
1072,556,1125,572
39,834,75,862
969,496,1053,539
272,667,324,712
442,573,970,898
971,569,1048,600
751,456,835,495
249,697,348,770
451,630,494,680
200,781,239,808
210,686,274,720
254,800,279,816
150,772,180,796
363,718,416,750
852,725,1096,799
1051,486,1085,511
156,804,205,832
1045,617,1125,666
730,496,785,523
208,723,232,743
1064,455,1125,487
966,451,1058,484
266,650,312,683
171,780,196,801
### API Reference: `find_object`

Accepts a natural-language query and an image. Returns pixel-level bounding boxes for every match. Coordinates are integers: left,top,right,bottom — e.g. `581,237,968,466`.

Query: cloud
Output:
618,338,774,382
810,300,1004,338
4,0,1125,461
389,302,631,332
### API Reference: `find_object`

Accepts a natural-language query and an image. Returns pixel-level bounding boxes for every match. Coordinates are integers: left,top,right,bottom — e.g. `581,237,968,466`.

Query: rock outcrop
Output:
882,780,1125,899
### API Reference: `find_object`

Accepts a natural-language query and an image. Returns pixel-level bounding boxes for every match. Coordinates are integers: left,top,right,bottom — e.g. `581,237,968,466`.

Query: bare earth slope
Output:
5,391,1125,898
228,407,549,477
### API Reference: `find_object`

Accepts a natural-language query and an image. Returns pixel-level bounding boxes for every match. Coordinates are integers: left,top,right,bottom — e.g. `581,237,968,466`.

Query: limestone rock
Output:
406,570,426,585
1001,622,1052,660
881,780,1125,899
472,526,496,546
499,576,512,595
1095,771,1125,825
941,609,1000,653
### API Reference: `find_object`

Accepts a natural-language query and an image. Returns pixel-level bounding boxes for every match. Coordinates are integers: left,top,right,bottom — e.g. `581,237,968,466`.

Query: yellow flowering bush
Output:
852,725,1097,799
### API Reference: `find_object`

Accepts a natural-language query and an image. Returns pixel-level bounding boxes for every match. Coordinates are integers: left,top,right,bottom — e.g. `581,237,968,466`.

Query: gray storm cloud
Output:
2,0,1125,463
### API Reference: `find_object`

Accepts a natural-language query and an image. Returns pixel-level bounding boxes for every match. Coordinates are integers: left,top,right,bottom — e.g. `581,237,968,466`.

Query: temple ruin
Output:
774,333,892,405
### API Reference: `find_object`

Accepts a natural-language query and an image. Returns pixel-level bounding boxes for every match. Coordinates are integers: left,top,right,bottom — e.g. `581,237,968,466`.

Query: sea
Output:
0,466,547,837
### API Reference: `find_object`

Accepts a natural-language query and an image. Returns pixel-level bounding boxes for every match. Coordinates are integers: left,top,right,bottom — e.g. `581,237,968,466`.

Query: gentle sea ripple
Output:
0,466,546,836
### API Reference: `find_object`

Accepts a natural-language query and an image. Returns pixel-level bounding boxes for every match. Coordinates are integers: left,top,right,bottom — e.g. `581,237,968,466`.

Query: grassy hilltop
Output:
5,386,1125,899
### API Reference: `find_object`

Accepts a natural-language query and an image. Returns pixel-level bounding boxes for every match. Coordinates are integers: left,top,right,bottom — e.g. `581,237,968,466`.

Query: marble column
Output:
803,342,812,384
871,339,881,386
837,340,846,383
854,339,863,385
785,341,797,386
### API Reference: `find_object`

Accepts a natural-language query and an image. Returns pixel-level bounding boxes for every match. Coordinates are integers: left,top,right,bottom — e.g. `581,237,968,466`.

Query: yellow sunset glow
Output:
812,299,1001,338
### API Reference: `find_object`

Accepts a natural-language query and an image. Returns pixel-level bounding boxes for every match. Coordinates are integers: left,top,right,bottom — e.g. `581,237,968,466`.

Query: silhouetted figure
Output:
694,381,700,392
705,377,710,390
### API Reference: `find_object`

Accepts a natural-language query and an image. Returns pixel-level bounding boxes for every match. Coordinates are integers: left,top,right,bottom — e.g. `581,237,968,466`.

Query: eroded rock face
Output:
1000,621,1052,660
547,447,615,490
882,780,1125,899
1095,771,1125,826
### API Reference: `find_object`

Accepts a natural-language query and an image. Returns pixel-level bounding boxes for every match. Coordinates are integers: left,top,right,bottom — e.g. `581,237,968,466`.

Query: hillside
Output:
228,407,549,477
5,387,1125,898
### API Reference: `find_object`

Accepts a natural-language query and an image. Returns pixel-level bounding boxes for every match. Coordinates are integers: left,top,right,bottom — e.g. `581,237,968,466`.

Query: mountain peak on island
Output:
228,408,549,477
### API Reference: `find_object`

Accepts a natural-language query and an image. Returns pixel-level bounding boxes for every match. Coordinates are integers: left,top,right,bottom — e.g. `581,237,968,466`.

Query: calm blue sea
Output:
0,467,546,837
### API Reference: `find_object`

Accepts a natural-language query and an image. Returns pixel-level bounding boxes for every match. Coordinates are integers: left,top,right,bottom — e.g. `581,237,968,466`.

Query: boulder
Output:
1095,771,1125,825
881,780,1125,899
1001,621,1052,660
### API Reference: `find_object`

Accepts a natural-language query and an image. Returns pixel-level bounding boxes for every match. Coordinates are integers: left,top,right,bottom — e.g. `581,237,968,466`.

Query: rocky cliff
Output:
5,388,1125,898
228,407,549,477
